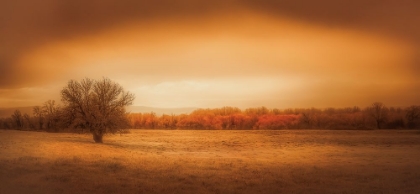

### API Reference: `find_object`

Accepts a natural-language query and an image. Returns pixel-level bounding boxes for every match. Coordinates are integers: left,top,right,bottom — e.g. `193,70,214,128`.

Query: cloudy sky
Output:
1,0,419,109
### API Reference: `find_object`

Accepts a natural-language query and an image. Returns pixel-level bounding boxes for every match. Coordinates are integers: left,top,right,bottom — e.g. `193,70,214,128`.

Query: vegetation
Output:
1,130,420,193
60,78,135,143
1,102,419,132
0,78,419,133
0,78,135,143
127,103,420,130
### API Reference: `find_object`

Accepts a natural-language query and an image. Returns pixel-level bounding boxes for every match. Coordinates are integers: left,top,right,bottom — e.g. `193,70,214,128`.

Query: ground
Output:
0,129,420,194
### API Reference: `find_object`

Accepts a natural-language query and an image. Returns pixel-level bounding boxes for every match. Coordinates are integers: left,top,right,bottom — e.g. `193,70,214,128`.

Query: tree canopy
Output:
61,78,135,143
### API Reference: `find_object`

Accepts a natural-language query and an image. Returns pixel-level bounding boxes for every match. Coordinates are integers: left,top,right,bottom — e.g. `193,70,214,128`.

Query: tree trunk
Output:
93,132,103,143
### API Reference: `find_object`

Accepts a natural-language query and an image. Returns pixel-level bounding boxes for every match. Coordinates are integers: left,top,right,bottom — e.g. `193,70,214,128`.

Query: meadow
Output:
1,129,420,194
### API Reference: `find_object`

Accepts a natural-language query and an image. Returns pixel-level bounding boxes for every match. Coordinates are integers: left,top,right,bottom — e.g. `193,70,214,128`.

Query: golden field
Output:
1,129,420,194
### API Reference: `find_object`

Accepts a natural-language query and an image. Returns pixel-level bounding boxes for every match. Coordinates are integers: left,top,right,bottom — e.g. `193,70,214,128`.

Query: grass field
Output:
1,129,420,194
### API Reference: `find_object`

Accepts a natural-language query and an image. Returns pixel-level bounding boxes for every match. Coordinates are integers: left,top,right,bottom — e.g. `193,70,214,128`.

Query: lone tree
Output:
61,78,135,143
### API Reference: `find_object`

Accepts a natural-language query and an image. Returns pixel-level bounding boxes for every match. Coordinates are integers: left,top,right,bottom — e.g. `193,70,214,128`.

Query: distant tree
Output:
406,105,420,129
128,113,143,129
272,108,281,115
366,102,388,129
159,114,177,129
61,78,135,143
11,110,24,129
143,112,157,129
245,106,269,116
0,118,13,129
299,108,321,129
33,106,44,130
23,113,35,130
42,100,61,132
255,114,300,129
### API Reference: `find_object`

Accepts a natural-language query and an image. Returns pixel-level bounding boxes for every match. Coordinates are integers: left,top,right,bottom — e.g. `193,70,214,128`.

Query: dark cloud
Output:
1,0,419,88
246,0,420,42
0,0,238,88
248,0,420,77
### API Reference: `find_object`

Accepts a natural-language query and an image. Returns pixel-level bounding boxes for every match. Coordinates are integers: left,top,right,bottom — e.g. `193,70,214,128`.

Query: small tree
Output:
23,113,35,130
11,110,24,129
61,78,135,143
42,100,62,132
367,102,388,129
33,106,44,130
406,105,420,129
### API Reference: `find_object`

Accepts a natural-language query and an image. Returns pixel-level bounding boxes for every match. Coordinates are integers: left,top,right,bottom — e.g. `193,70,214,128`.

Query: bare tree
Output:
61,78,135,143
23,113,35,130
11,110,24,129
367,102,388,129
42,100,61,132
33,106,44,130
406,105,420,128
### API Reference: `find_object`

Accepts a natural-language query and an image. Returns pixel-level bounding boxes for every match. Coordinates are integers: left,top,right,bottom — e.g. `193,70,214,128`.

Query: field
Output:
1,129,420,194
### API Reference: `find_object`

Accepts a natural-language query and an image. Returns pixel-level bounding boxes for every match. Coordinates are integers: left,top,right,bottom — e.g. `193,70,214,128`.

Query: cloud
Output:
0,0,234,88
0,0,419,108
246,0,420,41
1,1,419,87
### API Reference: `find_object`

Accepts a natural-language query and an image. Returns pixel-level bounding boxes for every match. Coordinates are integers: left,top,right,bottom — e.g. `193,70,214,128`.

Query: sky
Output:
1,0,419,109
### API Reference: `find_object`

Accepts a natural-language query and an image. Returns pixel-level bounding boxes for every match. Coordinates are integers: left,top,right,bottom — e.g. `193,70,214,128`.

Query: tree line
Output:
127,103,420,130
4,77,417,144
3,102,418,131
0,78,135,143
2,77,418,144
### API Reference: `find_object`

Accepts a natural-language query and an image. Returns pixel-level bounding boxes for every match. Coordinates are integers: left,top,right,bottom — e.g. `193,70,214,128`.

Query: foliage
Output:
127,104,420,130
60,78,135,142
1,102,420,131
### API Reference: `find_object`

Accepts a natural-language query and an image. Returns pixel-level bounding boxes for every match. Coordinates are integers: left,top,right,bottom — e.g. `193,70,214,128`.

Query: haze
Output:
1,0,419,109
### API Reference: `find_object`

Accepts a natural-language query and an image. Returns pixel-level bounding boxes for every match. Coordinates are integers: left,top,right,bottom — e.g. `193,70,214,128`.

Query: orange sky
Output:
1,0,419,109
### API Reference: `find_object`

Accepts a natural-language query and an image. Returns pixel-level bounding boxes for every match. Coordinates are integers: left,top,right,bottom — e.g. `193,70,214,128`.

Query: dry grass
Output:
1,129,420,194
